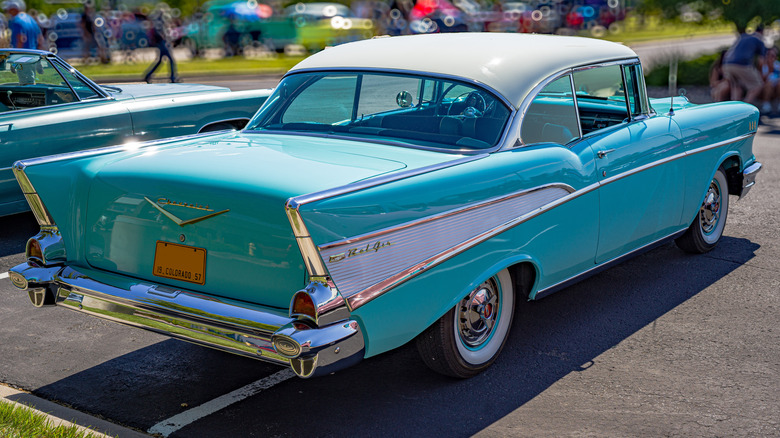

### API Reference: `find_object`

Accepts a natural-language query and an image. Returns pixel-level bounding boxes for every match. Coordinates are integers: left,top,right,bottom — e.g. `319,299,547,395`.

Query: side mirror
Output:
396,91,414,108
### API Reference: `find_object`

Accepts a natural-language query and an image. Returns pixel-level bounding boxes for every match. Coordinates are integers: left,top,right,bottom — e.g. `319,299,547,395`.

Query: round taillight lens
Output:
27,239,43,262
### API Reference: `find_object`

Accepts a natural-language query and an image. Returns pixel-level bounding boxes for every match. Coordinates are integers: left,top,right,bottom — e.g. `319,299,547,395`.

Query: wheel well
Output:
721,156,742,196
198,119,249,133
508,262,536,301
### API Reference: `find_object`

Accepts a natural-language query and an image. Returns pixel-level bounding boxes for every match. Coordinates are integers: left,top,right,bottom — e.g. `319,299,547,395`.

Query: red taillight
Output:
27,239,43,261
291,292,316,320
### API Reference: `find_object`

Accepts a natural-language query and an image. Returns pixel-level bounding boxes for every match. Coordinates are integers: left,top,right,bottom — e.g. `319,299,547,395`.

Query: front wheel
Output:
416,269,514,378
676,167,729,253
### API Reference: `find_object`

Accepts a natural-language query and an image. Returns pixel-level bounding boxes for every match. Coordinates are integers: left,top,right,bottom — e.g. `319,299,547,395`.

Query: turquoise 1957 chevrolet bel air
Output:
0,49,270,217
9,34,762,378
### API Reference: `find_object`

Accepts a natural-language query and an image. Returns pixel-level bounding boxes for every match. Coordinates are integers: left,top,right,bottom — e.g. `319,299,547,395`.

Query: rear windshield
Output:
245,71,511,152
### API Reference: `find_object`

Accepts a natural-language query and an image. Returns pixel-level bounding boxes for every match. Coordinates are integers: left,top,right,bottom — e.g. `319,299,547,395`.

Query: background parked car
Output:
0,48,270,217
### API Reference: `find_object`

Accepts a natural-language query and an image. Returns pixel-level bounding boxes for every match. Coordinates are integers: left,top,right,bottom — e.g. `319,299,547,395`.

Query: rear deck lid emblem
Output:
145,197,229,226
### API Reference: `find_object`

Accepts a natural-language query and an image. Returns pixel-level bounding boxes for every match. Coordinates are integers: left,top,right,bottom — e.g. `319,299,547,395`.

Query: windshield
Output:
245,71,511,152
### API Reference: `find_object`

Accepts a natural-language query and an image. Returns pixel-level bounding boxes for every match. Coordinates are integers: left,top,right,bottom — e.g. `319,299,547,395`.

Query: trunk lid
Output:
84,132,453,308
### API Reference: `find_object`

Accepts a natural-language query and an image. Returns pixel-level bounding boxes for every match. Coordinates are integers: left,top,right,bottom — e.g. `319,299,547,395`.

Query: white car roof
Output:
288,33,639,108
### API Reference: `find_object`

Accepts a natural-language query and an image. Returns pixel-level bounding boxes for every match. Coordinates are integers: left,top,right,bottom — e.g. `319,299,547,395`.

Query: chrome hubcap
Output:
457,278,500,348
700,181,721,234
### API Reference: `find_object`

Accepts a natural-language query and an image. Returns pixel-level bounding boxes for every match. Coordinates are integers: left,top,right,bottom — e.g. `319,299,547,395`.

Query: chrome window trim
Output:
570,74,583,138
48,55,109,99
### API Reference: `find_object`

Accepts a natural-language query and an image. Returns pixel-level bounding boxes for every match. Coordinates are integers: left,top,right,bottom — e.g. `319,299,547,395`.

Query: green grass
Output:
78,55,305,81
0,399,107,438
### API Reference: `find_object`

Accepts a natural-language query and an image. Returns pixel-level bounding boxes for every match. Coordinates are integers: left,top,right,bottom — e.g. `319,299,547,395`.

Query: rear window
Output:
246,71,511,152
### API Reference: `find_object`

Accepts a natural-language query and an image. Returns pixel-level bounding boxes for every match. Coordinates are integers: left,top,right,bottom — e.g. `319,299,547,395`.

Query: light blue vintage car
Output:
0,49,271,217
8,34,762,378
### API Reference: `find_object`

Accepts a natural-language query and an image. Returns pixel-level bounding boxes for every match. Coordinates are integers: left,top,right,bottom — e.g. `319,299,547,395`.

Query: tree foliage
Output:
641,0,780,30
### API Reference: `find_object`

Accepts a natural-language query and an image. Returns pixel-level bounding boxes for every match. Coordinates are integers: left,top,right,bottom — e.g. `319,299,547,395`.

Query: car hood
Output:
105,83,231,101
80,131,457,308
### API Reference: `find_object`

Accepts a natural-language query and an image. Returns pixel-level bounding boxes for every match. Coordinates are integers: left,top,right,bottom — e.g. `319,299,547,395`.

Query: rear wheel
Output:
416,269,514,378
676,167,729,253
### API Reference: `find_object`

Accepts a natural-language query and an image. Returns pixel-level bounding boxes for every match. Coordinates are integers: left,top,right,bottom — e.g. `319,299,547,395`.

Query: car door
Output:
0,54,133,214
573,63,684,264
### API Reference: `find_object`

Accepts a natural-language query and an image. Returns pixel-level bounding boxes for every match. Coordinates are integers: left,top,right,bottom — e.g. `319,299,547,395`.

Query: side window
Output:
0,55,77,110
572,65,628,134
520,75,579,145
357,74,422,116
283,75,357,124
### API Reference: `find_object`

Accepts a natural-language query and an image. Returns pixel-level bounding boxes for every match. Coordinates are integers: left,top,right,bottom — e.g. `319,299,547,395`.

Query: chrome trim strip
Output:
599,132,756,187
0,166,11,172
11,165,54,226
287,154,487,209
285,207,329,276
340,184,580,309
534,229,687,300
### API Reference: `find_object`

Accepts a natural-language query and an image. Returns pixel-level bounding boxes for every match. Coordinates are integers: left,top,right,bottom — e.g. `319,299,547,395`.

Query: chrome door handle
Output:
597,148,616,159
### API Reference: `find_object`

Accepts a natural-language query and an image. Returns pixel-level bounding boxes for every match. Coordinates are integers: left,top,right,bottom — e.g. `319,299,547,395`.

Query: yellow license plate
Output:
153,241,206,285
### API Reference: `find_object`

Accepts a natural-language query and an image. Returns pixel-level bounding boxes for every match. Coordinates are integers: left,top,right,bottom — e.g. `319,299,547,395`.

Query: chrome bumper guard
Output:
740,161,762,199
8,263,364,378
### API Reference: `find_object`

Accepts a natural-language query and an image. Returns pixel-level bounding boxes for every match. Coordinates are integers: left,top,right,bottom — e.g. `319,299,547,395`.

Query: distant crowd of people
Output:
711,24,780,115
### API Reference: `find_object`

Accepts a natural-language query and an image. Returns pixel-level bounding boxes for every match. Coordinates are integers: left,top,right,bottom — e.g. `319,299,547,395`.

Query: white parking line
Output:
0,272,8,280
147,368,295,437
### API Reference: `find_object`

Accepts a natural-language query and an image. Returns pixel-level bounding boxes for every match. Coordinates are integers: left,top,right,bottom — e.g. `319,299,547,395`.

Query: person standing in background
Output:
3,0,45,49
142,10,177,83
722,24,766,106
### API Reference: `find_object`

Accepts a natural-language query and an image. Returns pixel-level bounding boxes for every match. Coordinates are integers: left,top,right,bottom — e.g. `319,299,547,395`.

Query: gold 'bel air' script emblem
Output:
329,240,392,263
144,197,229,226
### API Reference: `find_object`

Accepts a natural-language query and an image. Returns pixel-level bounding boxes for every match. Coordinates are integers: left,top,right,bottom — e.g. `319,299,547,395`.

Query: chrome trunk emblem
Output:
145,197,229,226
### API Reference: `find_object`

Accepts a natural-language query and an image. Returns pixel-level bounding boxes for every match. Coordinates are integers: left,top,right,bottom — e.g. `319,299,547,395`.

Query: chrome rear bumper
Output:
8,262,364,378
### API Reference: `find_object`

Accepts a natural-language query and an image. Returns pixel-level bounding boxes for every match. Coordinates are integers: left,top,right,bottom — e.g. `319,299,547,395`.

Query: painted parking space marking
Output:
0,272,8,280
147,368,295,437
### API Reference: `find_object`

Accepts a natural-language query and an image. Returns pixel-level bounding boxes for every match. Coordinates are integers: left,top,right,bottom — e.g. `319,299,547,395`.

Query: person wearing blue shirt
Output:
3,0,44,50
723,24,767,106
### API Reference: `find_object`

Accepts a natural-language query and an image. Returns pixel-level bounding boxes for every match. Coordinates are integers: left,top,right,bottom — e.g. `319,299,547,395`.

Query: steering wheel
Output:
448,91,486,118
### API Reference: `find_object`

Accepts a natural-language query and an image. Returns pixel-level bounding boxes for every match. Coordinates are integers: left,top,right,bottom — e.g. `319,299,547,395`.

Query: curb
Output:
0,384,149,438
